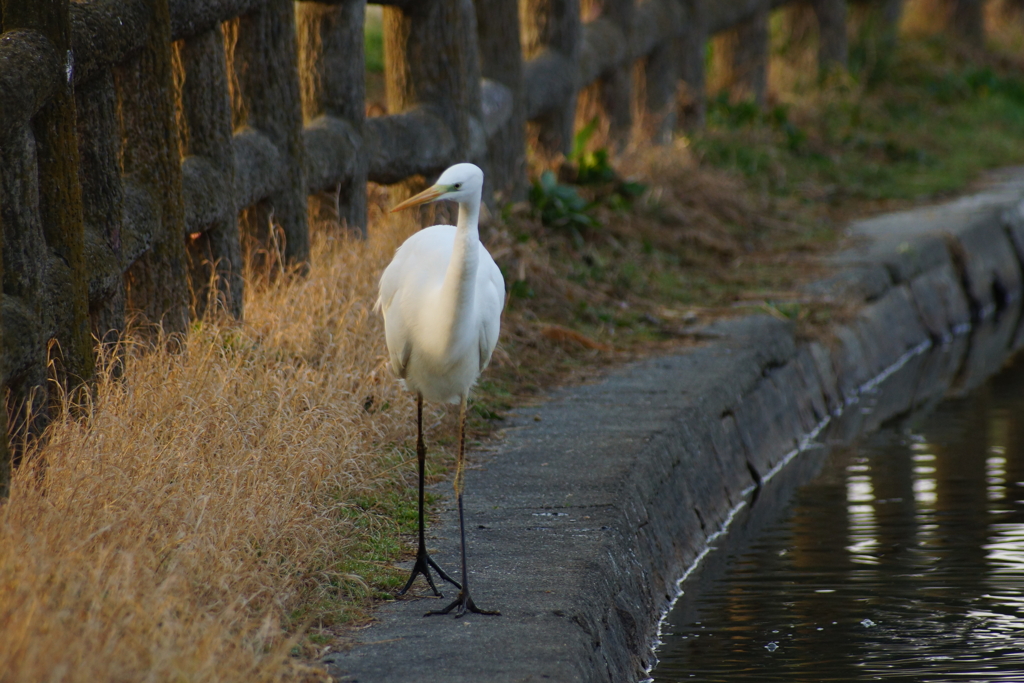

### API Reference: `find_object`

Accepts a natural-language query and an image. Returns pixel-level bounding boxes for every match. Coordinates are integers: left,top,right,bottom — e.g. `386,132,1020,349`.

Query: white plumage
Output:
377,220,505,403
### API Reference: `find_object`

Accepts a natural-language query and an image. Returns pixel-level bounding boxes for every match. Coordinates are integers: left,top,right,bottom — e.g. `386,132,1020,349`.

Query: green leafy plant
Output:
530,118,647,230
529,170,597,231
571,118,617,184
570,118,649,208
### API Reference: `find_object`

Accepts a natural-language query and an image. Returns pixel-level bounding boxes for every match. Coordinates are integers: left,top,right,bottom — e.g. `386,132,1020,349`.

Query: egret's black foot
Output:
398,548,461,597
424,589,501,618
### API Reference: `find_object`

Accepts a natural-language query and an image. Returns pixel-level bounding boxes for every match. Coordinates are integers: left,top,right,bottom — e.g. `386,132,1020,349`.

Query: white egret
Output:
377,162,505,617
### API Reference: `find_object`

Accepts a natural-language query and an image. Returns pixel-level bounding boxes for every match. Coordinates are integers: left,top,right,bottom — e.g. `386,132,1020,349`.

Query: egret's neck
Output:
455,194,481,243
439,192,482,349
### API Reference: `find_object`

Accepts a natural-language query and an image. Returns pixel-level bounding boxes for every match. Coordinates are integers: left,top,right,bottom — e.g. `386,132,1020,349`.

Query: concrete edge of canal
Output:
326,173,1024,683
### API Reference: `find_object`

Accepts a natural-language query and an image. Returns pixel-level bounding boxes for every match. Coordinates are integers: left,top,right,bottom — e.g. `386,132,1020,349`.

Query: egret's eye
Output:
453,183,462,190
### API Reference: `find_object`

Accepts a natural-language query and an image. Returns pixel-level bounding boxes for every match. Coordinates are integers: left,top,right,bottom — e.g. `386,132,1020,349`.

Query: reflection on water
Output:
652,353,1024,682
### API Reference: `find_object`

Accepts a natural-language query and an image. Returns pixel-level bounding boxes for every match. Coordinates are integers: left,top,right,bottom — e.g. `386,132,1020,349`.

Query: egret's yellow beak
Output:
390,185,447,213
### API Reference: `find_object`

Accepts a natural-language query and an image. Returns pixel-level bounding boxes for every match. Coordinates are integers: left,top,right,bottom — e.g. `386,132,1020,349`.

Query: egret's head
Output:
390,163,484,212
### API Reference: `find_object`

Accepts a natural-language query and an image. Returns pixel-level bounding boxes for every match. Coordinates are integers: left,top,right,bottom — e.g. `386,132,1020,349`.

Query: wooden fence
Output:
0,0,987,479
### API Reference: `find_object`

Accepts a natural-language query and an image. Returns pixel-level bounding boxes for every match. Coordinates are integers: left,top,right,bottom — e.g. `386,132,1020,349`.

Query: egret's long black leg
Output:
399,393,460,597
425,397,500,618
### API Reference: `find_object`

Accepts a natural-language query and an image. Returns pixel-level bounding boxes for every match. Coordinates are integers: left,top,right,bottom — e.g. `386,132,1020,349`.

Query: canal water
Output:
651,341,1024,682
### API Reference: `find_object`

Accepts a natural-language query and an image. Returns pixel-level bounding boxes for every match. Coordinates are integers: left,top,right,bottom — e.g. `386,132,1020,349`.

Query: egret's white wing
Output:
377,226,455,312
377,226,457,377
476,243,505,371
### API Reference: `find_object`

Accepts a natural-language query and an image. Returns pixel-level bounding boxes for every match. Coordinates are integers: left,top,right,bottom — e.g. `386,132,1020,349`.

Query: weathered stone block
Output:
830,233,951,285
953,300,1023,395
831,323,872,403
701,314,797,366
910,333,970,408
908,262,971,340
951,218,1022,317
790,345,832,429
802,263,892,302
764,360,817,438
858,350,929,434
846,188,1023,317
1005,199,1024,269
852,285,929,381
706,411,759,506
806,340,842,414
673,419,735,534
731,374,803,478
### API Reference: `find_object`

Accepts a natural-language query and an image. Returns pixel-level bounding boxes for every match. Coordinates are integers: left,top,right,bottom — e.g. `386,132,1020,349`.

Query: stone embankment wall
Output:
327,178,1024,682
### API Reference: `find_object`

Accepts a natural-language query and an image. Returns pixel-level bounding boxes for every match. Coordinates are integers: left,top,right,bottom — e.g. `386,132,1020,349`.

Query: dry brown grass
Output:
0,200,439,681
500,139,828,330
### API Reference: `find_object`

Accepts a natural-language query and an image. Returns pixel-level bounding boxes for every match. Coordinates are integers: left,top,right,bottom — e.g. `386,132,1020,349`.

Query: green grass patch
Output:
696,35,1024,206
